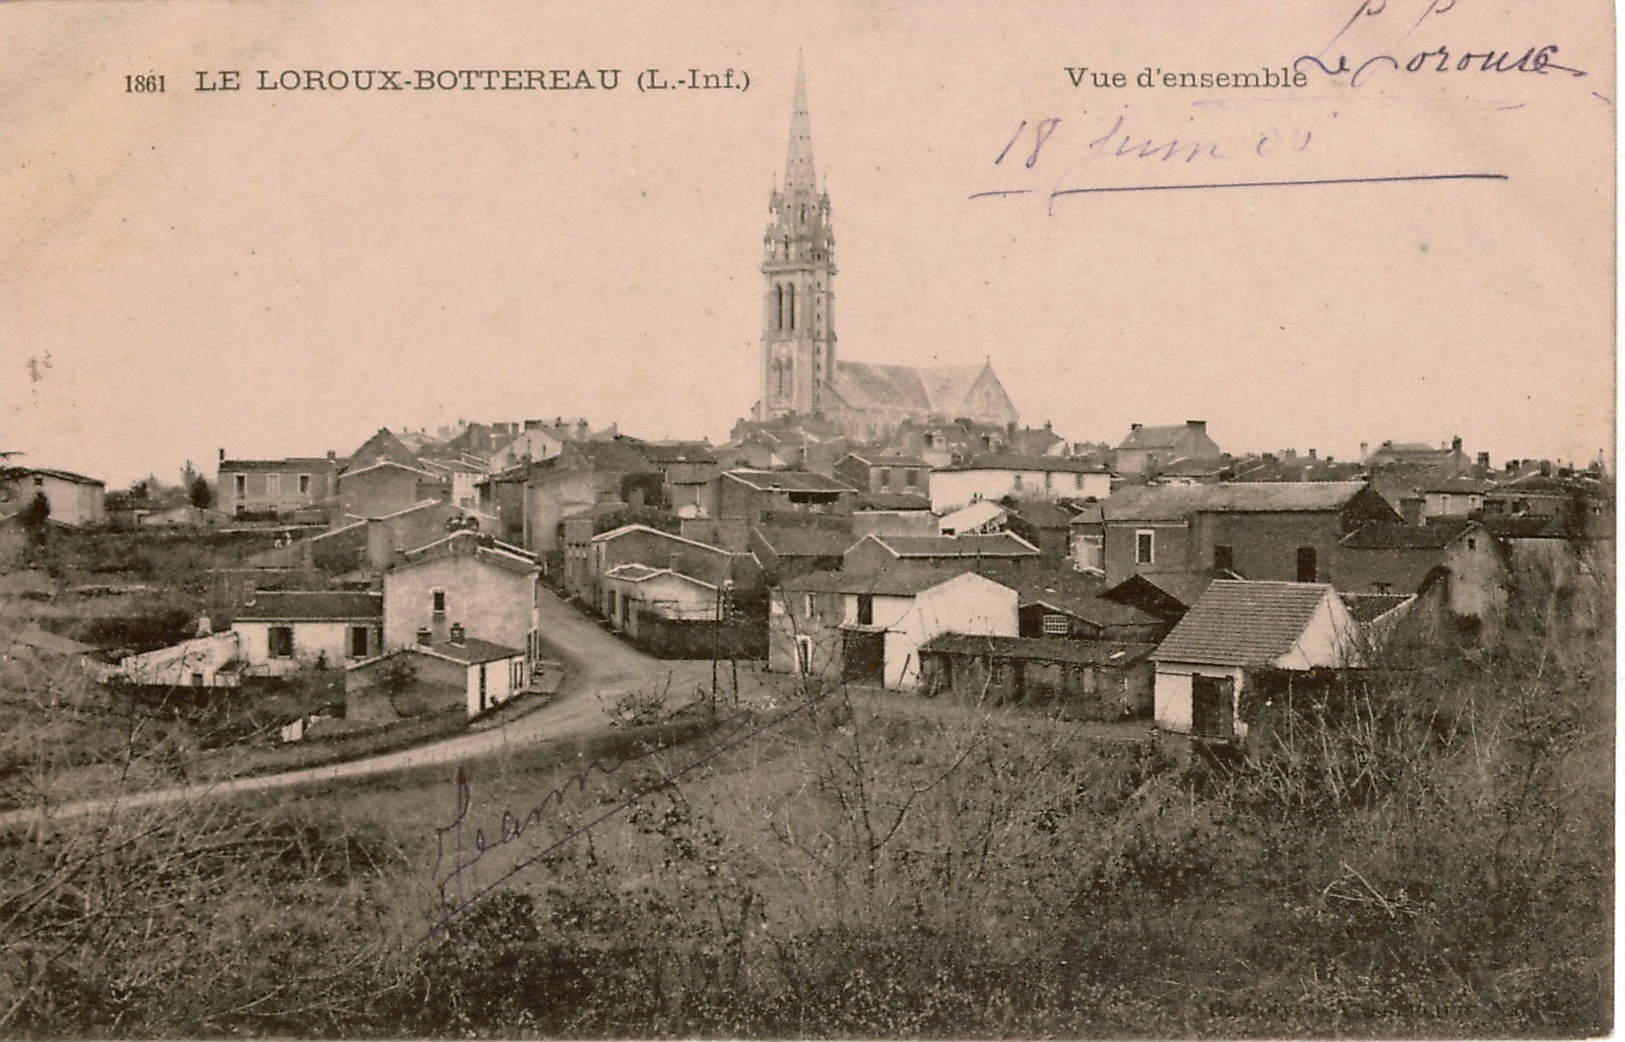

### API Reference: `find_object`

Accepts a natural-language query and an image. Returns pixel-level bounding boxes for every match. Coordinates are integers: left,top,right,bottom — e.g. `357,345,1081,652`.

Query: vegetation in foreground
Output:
0,567,1611,1038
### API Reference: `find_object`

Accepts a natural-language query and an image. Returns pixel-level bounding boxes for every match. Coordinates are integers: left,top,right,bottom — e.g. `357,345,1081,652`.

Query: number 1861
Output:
125,73,165,93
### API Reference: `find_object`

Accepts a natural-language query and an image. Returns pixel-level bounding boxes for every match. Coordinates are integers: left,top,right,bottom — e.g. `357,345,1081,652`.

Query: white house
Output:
382,531,541,667
1150,580,1360,742
601,563,722,636
930,455,1112,513
232,591,384,676
818,565,1019,690
0,468,106,527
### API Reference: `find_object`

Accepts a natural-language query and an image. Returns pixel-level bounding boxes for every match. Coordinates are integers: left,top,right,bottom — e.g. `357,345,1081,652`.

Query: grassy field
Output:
0,589,1612,1038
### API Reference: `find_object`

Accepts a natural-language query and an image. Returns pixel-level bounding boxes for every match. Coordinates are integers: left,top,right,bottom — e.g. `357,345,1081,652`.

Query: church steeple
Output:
756,58,837,421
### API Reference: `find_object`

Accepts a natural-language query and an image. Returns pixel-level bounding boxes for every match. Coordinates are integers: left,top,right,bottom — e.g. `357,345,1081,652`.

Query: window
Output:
350,626,370,658
1013,473,1024,490
299,474,311,495
878,468,892,491
1135,530,1155,565
1466,537,1477,550
32,476,43,487
857,594,874,626
1214,545,1234,572
268,626,294,658
265,473,280,497
234,474,247,498
432,589,446,615
1042,614,1069,636
802,593,816,618
1296,547,1318,583
796,635,813,674
905,469,919,488
190,672,204,687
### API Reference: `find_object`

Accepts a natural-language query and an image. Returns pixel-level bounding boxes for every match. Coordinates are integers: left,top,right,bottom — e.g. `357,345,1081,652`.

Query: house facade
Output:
833,453,931,499
231,591,384,676
1115,421,1223,475
218,451,339,517
1334,520,1507,618
336,461,451,520
382,532,540,665
0,468,106,527
930,456,1111,513
1151,580,1360,742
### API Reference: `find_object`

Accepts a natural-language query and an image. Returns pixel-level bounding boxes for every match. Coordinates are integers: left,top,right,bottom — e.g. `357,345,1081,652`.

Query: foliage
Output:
188,474,213,509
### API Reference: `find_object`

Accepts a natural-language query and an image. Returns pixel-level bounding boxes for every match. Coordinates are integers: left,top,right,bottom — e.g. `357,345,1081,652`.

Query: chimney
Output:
217,447,225,463
1505,459,1517,474
326,450,336,462
1130,423,1142,432
1283,448,1298,462
1307,448,1317,460
1539,459,1551,477
1477,451,1491,470
416,628,431,645
1451,435,1463,454
1186,420,1206,431
1359,441,1369,461
449,623,465,645
577,419,589,440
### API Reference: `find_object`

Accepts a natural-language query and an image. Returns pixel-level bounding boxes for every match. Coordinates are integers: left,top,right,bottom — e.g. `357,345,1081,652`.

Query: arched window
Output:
787,284,796,331
774,285,783,331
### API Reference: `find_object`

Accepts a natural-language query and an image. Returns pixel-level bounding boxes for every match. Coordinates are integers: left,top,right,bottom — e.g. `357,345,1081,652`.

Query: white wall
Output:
465,655,524,716
931,468,1110,513
853,573,1018,689
234,620,375,675
1152,664,1245,737
118,632,241,687
1274,592,1360,670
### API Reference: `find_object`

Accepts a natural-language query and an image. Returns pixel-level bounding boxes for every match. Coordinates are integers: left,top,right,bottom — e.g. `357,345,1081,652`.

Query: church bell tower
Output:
756,59,836,420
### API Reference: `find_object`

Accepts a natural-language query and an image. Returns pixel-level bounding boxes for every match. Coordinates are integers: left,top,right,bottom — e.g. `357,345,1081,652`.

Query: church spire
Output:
784,54,815,195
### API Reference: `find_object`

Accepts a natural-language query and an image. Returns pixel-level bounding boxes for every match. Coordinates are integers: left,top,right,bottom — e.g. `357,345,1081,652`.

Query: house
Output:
558,503,680,602
418,457,487,509
1362,436,1473,473
1114,421,1223,476
833,453,931,500
841,531,1040,575
1001,499,1079,561
883,418,1016,469
345,626,529,723
930,455,1112,513
306,500,478,575
232,591,384,676
1151,580,1360,741
484,439,663,557
770,565,1018,689
587,524,738,612
0,467,107,527
1419,477,1492,520
382,531,540,666
1335,520,1507,619
639,441,722,519
849,493,937,539
335,461,451,520
1069,503,1105,572
488,422,572,472
113,630,244,688
217,450,339,518
346,428,421,470
715,469,858,542
1094,481,1401,586
1005,422,1070,457
983,565,1169,643
750,522,856,584
723,414,851,472
918,635,1155,718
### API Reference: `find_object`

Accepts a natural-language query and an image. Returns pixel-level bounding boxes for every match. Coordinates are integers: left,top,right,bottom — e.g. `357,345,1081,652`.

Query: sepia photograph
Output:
0,1,1614,1036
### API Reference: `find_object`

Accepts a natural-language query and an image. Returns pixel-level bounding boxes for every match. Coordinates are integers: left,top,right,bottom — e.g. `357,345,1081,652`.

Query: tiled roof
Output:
1420,477,1493,494
922,633,1154,668
753,524,857,557
939,454,1109,474
1340,520,1475,550
1118,424,1197,450
236,591,383,622
16,467,105,486
855,491,933,511
1004,499,1076,529
1102,481,1371,521
784,562,1009,597
724,469,855,494
397,532,539,574
219,457,336,472
871,533,1038,558
640,441,717,465
426,637,523,665
1153,580,1334,666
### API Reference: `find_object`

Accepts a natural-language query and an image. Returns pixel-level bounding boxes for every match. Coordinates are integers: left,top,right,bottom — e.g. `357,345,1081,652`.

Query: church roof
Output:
830,360,1014,421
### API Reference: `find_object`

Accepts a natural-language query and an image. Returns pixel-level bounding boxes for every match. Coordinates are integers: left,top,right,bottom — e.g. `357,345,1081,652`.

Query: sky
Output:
1,1,1614,487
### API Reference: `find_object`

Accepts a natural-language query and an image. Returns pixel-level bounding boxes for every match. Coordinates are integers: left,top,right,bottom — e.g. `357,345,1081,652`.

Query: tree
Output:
19,491,49,544
188,475,212,509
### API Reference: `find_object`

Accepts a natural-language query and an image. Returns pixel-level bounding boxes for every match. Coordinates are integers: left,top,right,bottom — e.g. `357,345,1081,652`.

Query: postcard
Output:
0,2,1612,1038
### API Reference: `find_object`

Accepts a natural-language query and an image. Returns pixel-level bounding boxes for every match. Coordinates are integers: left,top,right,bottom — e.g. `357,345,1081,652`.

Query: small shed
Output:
919,634,1155,719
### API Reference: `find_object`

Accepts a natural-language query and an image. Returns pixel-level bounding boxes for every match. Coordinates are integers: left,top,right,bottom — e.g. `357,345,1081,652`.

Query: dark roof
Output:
16,467,105,486
783,562,1012,597
1479,516,1568,539
922,634,1155,667
1102,481,1372,521
1420,477,1493,494
841,452,930,468
219,457,336,472
1004,499,1076,529
397,532,540,573
426,637,523,665
939,453,1108,474
1340,519,1476,550
753,524,857,557
1119,424,1209,451
868,533,1039,559
829,360,1009,418
640,441,717,465
1230,457,1366,483
1100,572,1224,617
237,591,383,622
1153,580,1334,666
855,491,933,511
724,469,855,494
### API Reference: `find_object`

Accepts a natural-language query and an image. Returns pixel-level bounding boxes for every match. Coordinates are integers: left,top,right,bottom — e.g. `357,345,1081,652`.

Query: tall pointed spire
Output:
784,53,816,195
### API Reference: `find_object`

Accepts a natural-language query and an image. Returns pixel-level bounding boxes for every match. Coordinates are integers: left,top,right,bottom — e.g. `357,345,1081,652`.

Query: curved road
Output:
0,588,717,830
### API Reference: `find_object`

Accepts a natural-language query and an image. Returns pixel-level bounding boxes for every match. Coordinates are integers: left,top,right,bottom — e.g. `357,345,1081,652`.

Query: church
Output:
752,64,1019,441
